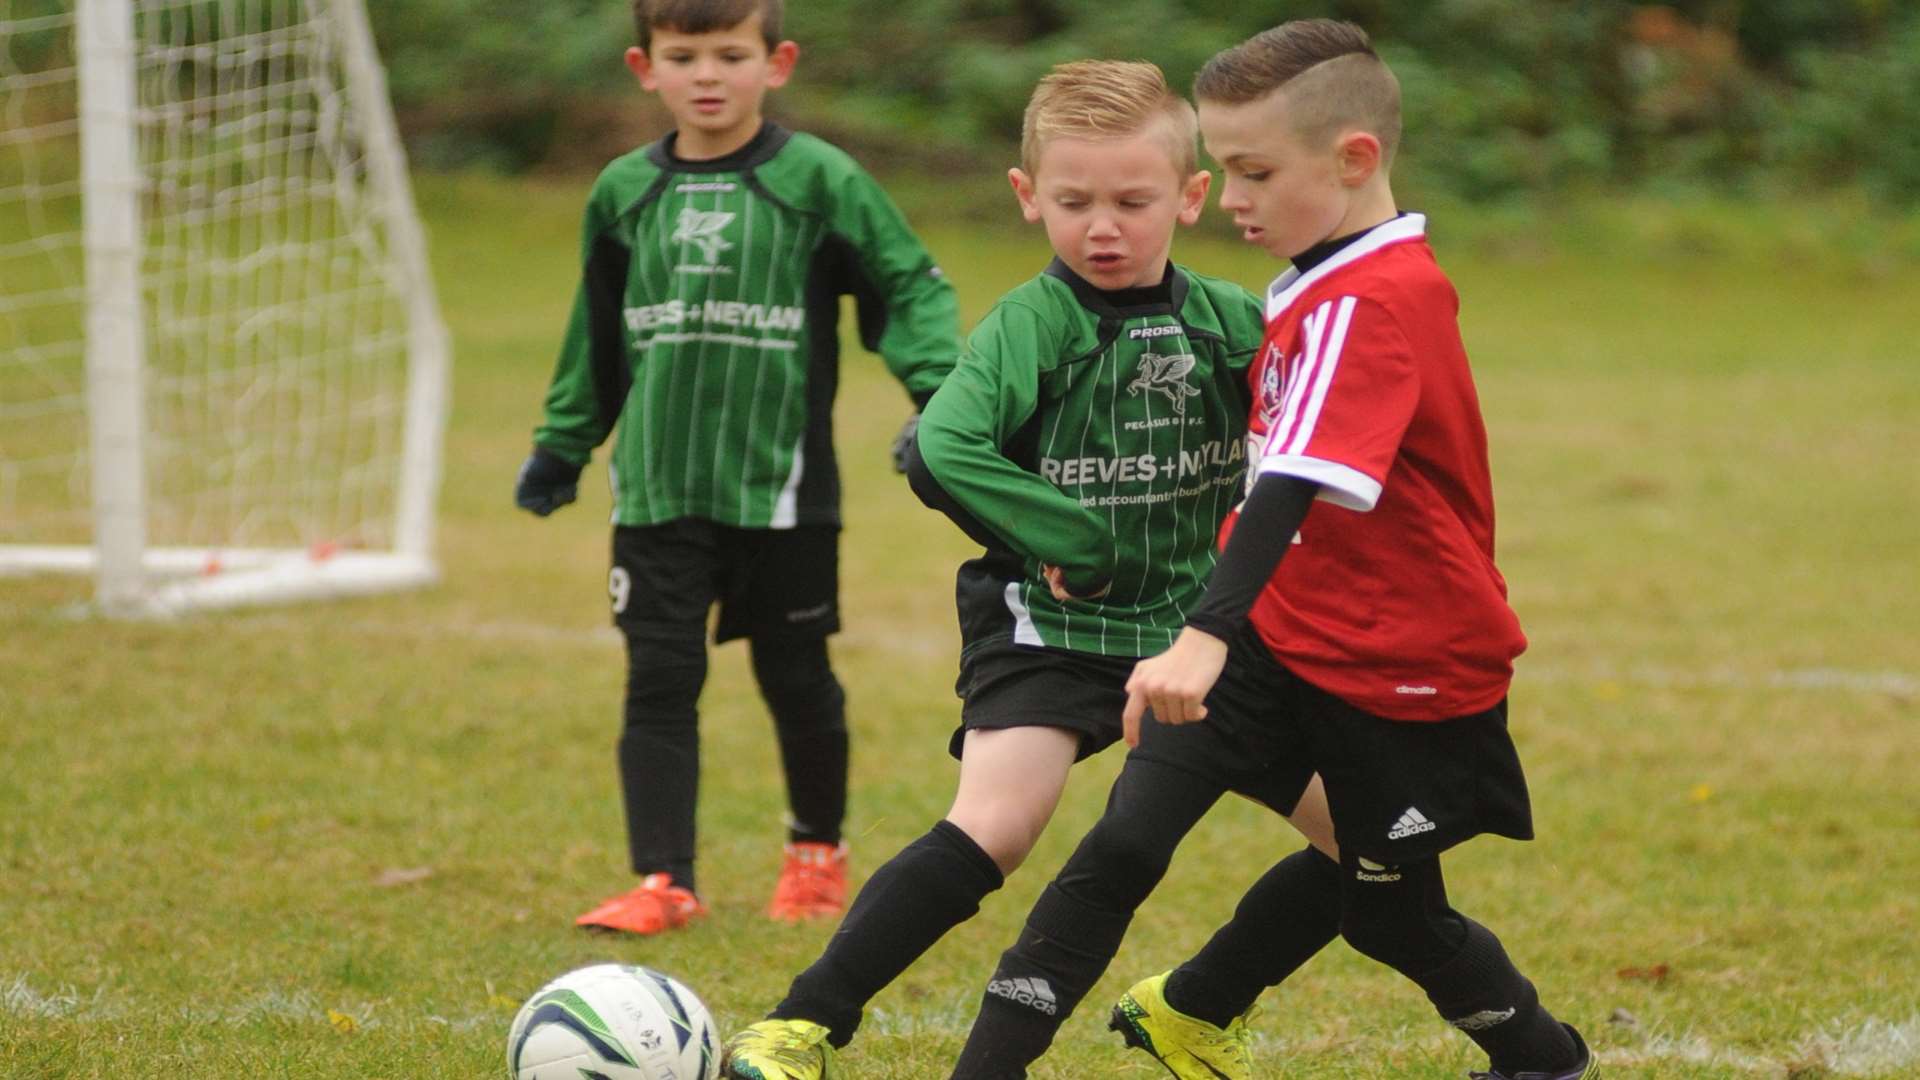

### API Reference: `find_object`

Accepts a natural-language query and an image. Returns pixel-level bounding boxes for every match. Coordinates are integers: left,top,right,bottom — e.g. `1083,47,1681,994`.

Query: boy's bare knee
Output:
945,803,1048,875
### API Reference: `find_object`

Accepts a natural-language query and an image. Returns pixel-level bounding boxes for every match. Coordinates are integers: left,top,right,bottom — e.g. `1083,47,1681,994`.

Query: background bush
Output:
363,0,1920,204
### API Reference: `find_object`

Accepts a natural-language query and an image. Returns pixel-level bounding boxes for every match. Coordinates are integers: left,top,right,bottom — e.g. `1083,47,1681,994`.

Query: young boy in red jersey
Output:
946,20,1597,1080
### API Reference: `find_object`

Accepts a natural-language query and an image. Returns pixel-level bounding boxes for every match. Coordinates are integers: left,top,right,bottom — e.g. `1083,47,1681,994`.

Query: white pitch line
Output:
7,976,1915,1076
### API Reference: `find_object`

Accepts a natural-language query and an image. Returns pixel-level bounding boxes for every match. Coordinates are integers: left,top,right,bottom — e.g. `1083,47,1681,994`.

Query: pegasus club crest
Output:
1127,351,1202,414
671,208,735,264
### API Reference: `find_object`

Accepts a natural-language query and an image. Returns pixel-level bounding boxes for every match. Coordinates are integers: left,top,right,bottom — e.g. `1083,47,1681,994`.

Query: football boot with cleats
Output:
724,1018,838,1080
1109,971,1254,1080
573,873,704,935
767,841,849,923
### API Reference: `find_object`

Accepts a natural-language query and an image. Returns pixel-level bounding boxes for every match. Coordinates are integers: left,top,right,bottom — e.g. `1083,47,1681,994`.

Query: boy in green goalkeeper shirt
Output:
724,60,1336,1080
514,0,960,935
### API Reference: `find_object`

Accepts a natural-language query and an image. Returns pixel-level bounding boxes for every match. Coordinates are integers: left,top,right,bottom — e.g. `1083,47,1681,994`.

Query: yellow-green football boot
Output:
1108,972,1254,1080
723,1018,838,1080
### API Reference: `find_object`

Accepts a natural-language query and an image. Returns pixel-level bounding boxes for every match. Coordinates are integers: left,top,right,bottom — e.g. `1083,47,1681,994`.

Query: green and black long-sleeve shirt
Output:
915,260,1266,657
533,122,960,528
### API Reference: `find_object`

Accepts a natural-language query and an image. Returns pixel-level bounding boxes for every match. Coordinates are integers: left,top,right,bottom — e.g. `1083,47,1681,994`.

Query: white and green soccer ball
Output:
507,963,719,1080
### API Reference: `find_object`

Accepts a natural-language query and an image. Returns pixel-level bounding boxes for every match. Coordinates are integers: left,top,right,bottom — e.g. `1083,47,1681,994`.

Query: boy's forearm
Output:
1184,473,1321,641
915,423,1116,588
877,271,960,401
534,234,631,459
836,179,961,400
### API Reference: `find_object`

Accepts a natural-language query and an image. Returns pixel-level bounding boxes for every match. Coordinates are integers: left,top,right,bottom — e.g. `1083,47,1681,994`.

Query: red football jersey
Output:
1229,213,1526,721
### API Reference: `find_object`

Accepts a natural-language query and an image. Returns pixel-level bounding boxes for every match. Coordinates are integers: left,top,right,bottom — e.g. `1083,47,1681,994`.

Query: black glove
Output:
890,413,920,475
514,446,583,516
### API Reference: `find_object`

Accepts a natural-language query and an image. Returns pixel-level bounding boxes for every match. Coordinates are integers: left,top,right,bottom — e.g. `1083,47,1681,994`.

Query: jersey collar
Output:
1044,258,1189,318
1265,212,1427,323
647,121,792,174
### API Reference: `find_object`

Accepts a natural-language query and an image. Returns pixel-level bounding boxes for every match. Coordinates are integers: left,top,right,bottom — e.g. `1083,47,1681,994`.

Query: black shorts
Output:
948,638,1137,762
1130,626,1534,863
610,520,840,645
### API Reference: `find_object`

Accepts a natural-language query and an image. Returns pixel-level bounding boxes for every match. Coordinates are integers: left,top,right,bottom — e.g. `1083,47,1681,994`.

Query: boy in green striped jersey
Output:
723,60,1335,1080
514,0,961,935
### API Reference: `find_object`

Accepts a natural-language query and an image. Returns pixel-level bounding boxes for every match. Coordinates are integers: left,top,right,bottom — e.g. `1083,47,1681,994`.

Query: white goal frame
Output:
0,0,450,617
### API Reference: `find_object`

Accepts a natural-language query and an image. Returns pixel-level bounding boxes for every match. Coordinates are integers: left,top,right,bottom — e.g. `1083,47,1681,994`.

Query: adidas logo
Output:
1450,1007,1517,1032
1387,807,1437,840
986,976,1058,1015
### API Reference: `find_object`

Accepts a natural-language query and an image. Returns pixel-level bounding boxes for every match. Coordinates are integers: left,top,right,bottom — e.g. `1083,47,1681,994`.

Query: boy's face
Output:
1199,90,1363,260
1009,128,1209,291
625,14,798,158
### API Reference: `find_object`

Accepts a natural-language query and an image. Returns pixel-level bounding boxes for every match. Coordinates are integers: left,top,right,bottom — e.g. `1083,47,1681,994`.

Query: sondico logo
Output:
1355,857,1402,883
671,208,734,263
1126,351,1201,414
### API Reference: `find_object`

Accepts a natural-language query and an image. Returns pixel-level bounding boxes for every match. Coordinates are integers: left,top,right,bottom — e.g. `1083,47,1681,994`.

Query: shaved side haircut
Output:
1194,19,1402,166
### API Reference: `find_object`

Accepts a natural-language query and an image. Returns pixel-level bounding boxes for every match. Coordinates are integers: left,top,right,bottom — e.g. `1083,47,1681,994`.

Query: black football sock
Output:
750,637,848,845
619,633,708,895
949,882,1132,1079
1410,918,1580,1076
1336,854,1577,1076
771,819,1002,1046
950,760,1222,1077
1164,843,1343,1027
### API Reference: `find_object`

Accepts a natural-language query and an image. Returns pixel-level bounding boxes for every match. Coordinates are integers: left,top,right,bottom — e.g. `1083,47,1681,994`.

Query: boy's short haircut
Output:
633,0,782,52
1194,19,1401,166
1020,60,1199,178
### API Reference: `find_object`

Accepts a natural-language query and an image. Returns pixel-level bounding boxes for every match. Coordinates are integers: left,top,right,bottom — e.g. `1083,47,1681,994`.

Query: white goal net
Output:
0,0,448,616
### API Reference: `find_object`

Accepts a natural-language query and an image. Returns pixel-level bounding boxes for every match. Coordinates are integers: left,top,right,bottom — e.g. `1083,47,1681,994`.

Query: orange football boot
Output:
766,841,849,923
574,873,705,935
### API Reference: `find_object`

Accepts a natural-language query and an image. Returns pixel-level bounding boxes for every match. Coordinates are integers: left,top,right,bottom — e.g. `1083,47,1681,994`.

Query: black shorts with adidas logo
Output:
1129,624,1535,863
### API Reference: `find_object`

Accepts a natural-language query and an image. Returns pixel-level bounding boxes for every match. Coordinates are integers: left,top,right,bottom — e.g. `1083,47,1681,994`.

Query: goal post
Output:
0,0,450,617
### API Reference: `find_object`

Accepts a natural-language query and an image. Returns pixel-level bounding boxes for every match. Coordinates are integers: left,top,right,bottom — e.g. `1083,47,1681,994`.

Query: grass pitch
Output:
2,177,1917,1078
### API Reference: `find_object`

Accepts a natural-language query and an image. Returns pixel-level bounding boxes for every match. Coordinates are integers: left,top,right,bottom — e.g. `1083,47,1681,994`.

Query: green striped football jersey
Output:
533,123,959,528
916,260,1265,657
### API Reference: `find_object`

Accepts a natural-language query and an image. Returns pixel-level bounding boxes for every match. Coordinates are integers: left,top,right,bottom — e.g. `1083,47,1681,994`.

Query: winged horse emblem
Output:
1126,351,1202,414
671,208,735,263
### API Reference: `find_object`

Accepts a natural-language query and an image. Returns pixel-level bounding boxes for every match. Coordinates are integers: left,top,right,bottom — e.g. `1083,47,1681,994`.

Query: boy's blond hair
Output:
1020,60,1199,178
1194,20,1401,166
633,0,782,52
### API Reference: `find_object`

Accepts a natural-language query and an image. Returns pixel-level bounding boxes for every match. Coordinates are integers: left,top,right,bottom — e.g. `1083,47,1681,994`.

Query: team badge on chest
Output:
1126,351,1200,414
671,208,735,264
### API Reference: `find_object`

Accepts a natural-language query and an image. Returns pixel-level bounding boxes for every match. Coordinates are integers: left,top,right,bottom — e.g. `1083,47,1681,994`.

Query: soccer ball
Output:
507,963,720,1080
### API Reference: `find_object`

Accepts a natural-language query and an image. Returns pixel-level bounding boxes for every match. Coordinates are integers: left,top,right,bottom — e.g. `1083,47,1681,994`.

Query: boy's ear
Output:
1178,170,1212,226
764,40,799,89
1008,168,1042,224
625,46,655,90
1335,131,1383,188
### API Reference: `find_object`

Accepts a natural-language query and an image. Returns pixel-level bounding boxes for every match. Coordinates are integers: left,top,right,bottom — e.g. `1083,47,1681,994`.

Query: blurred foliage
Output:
360,0,1920,203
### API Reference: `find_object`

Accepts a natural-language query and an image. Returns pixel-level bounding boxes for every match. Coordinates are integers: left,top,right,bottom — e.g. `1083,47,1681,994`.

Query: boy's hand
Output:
1122,627,1229,747
1041,563,1111,603
514,447,583,516
890,413,920,474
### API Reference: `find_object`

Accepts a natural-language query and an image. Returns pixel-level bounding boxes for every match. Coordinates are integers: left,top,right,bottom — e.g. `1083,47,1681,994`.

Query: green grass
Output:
3,174,1917,1078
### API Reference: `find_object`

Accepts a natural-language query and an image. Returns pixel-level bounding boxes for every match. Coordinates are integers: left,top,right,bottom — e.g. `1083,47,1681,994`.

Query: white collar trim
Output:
1266,213,1428,323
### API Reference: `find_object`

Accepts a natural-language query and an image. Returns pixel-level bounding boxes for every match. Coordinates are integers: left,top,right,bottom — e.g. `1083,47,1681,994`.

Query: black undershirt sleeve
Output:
1184,473,1322,642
